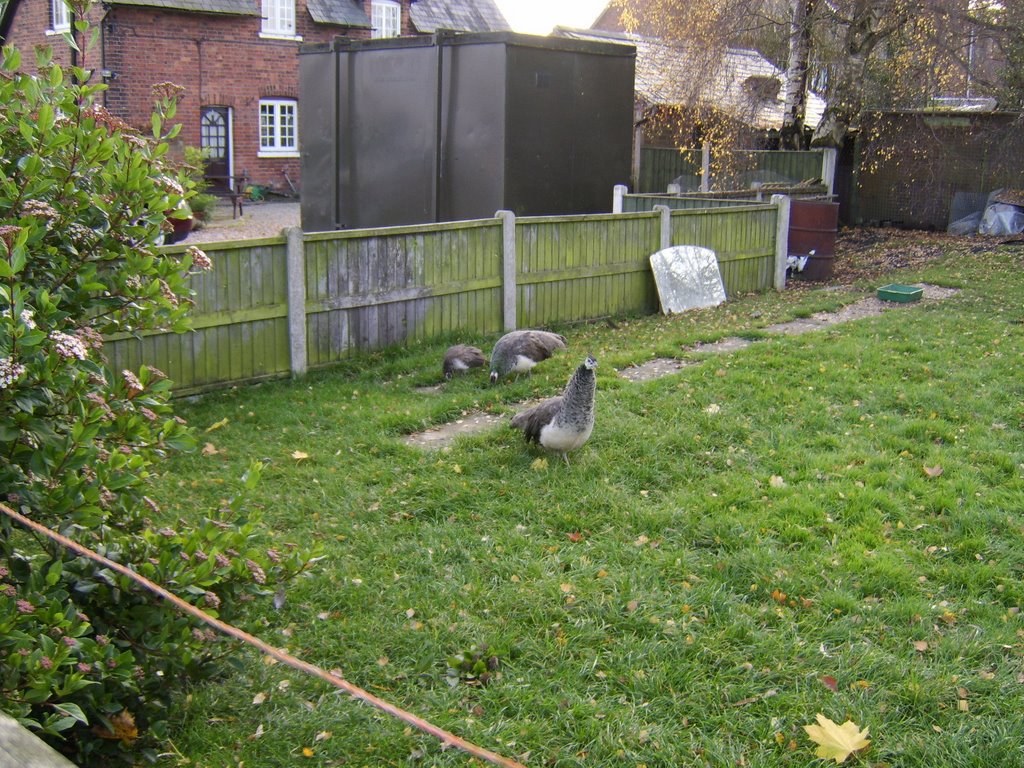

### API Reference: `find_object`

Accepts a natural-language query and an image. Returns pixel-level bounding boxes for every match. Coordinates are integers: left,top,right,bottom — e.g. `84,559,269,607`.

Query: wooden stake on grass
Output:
0,502,527,768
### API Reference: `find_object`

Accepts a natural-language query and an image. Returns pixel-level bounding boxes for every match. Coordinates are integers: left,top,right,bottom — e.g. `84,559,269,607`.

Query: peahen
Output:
488,330,567,383
442,344,487,380
510,355,597,465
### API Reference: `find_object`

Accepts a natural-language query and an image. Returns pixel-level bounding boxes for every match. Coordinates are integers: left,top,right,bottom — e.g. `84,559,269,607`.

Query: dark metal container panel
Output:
503,45,577,215
438,43,508,221
342,44,441,228
299,46,338,232
563,48,635,213
503,41,635,216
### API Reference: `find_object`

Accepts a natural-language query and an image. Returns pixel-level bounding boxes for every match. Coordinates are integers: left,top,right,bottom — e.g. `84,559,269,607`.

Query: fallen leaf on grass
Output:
803,714,870,763
923,464,943,478
204,417,229,432
769,475,786,488
291,450,309,460
912,640,929,652
530,457,549,471
820,675,839,692
201,442,219,456
92,709,139,743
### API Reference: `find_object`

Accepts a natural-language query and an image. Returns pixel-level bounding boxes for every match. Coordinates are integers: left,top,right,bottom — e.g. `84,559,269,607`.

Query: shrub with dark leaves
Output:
0,25,318,764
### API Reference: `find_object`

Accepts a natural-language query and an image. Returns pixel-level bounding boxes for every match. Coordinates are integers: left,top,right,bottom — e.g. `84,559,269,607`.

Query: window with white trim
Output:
261,0,295,37
372,0,400,38
51,0,70,32
259,99,298,156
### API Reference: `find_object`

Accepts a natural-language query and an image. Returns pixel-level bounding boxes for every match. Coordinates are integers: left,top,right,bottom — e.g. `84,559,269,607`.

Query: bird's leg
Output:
562,452,570,467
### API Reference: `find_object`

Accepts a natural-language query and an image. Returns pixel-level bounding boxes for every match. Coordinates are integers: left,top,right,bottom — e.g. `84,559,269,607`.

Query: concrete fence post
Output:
700,141,711,192
612,183,628,214
497,210,517,332
770,194,791,291
284,226,307,378
820,147,838,198
653,204,672,251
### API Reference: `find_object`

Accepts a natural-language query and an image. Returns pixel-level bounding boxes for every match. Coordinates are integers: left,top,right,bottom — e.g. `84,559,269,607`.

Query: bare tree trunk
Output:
781,0,816,149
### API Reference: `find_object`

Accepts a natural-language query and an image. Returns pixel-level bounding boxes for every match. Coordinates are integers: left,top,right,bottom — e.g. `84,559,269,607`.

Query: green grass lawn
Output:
151,234,1024,767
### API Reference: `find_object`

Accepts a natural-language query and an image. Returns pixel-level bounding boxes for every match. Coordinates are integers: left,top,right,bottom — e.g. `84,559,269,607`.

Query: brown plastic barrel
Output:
789,200,839,281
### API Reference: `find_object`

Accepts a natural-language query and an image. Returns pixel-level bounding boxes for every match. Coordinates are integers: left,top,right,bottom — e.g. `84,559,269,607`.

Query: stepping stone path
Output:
405,284,959,449
403,411,505,449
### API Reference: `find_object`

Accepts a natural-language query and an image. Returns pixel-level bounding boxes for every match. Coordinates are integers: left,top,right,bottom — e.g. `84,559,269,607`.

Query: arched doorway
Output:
200,106,232,191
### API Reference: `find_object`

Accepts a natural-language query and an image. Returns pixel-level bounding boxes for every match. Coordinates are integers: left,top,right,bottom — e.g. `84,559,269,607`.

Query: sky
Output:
493,0,609,35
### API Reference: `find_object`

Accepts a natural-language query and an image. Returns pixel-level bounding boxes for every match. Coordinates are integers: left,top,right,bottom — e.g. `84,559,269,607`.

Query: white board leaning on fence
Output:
649,245,727,314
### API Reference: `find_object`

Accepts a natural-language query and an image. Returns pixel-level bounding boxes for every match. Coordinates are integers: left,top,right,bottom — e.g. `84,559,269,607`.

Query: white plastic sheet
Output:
649,245,726,315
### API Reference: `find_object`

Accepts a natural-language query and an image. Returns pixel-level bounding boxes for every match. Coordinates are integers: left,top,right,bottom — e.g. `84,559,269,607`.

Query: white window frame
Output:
372,0,401,39
50,0,70,33
258,99,299,158
260,0,299,39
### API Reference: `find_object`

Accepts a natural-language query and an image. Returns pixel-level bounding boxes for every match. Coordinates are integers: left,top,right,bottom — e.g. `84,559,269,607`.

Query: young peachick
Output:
488,330,567,383
442,344,487,381
510,355,597,466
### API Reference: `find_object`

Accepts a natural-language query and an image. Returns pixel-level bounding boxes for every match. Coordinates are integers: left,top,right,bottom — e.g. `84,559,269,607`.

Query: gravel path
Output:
186,199,301,243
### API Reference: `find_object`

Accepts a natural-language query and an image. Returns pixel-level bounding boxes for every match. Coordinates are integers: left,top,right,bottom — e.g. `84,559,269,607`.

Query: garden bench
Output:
205,173,248,218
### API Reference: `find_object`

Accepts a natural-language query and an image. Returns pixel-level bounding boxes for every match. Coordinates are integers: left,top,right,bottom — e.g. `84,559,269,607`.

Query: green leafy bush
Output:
187,192,220,225
0,28,318,764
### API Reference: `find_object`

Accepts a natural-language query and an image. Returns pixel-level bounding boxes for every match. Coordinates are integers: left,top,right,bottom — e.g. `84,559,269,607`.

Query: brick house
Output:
0,0,509,195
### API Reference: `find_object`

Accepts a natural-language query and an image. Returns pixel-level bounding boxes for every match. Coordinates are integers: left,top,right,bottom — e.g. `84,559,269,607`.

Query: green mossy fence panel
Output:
727,149,822,184
102,237,291,395
639,147,703,193
669,206,777,295
622,194,760,212
638,147,824,192
106,205,780,396
516,213,661,327
302,220,504,369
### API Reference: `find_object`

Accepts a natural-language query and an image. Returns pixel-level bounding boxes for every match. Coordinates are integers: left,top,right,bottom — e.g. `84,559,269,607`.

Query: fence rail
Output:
104,201,788,396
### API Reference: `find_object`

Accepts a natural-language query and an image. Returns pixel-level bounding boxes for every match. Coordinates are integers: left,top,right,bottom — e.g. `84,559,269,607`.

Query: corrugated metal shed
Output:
410,0,510,33
306,0,370,27
108,0,258,16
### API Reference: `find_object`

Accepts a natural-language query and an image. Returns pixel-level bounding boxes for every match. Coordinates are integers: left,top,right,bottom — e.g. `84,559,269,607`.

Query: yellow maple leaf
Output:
803,713,870,763
291,450,309,460
204,417,229,433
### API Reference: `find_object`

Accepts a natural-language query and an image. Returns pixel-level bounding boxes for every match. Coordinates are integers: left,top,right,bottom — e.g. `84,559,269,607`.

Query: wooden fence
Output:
638,146,835,196
104,202,789,396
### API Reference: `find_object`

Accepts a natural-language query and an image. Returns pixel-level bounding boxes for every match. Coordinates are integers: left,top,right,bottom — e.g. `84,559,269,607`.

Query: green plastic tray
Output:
877,284,923,303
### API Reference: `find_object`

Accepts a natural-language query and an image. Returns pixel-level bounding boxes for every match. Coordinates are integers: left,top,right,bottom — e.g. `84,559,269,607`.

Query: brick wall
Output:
3,0,419,195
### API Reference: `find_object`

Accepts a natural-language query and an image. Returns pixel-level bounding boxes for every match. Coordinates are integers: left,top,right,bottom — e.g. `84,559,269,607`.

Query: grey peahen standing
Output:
488,330,567,383
442,344,487,380
510,355,597,465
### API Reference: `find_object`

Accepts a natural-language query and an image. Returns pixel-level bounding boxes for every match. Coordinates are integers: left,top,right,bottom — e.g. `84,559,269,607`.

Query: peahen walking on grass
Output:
489,330,567,383
510,355,597,466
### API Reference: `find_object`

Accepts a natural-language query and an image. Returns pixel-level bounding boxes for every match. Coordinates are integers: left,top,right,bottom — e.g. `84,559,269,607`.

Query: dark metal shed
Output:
299,31,636,230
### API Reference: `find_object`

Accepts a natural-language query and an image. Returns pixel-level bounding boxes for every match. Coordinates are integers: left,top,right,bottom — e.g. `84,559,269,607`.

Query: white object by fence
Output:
649,245,726,314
